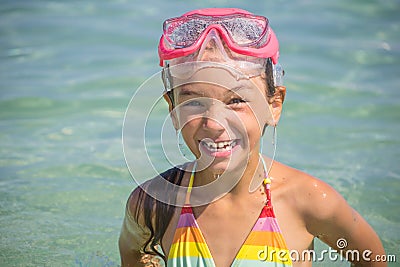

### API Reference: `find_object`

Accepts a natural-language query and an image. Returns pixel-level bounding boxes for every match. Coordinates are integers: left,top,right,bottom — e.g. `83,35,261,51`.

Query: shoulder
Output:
126,165,190,225
270,161,350,228
124,180,153,233
120,167,182,249
270,162,386,260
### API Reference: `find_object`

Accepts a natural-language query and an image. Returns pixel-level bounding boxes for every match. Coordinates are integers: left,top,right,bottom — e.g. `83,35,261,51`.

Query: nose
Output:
202,102,227,132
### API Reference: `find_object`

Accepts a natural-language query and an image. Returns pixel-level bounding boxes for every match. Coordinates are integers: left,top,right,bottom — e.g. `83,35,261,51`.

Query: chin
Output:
197,151,249,175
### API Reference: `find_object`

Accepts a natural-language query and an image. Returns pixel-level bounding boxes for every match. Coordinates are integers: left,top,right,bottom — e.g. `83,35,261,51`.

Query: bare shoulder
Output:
126,165,190,225
119,167,185,258
270,160,348,222
269,161,386,263
125,181,149,226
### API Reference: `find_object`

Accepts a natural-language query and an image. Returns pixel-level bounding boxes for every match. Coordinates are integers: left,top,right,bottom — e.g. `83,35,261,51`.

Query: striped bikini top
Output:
167,160,293,267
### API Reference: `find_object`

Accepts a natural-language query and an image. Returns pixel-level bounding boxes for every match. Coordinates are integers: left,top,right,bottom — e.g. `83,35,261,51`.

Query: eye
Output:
229,98,247,105
184,100,203,107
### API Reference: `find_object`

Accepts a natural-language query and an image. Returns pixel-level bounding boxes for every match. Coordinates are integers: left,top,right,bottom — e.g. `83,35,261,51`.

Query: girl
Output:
119,8,386,267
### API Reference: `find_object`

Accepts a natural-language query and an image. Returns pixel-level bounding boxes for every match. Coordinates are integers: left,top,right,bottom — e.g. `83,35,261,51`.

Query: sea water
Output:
0,0,399,266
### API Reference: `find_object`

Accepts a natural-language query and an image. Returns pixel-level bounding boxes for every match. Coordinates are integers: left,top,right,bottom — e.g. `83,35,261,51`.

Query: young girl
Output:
119,8,386,267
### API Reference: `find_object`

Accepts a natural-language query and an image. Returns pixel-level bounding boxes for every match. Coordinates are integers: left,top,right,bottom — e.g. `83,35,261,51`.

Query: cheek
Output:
230,110,262,149
249,77,272,125
240,103,267,135
179,120,203,157
175,109,202,129
179,117,201,141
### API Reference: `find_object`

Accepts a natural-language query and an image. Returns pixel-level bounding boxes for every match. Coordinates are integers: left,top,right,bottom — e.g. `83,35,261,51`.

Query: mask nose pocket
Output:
197,28,230,62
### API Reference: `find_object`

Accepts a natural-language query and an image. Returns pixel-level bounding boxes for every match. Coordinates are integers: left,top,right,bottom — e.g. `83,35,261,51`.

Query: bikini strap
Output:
184,161,197,205
260,154,272,207
263,177,272,207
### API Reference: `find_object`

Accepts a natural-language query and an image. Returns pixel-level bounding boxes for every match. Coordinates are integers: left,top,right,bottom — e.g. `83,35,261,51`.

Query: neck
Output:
193,149,264,197
229,151,264,195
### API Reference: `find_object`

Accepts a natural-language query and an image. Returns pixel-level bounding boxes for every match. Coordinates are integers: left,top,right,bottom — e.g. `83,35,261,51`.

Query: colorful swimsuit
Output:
167,161,293,267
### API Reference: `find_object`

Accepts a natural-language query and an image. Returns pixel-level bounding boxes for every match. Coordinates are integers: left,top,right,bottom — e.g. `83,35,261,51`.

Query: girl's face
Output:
169,68,280,175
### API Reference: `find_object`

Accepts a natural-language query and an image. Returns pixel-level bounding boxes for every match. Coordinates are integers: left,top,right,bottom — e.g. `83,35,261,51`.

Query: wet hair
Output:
135,57,278,264
264,58,276,97
134,167,186,263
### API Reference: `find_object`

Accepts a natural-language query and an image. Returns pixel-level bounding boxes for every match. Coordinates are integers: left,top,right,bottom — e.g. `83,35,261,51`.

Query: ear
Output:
163,92,179,130
268,86,286,126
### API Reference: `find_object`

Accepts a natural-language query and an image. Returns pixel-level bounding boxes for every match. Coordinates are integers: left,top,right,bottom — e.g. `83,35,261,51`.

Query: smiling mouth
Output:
200,139,238,152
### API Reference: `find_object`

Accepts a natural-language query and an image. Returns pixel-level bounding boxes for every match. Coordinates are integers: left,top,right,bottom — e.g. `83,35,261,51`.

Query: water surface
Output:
0,0,399,266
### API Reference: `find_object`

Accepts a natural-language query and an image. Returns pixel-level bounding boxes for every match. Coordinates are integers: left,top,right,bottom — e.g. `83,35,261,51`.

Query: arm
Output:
119,187,159,267
303,178,386,266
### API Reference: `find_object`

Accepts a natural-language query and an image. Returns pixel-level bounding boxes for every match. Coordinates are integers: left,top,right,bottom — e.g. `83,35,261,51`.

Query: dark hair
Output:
136,58,278,263
265,58,276,97
134,167,186,263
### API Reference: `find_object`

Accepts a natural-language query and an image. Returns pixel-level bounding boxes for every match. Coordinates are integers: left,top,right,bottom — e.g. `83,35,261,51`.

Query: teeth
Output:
202,140,237,152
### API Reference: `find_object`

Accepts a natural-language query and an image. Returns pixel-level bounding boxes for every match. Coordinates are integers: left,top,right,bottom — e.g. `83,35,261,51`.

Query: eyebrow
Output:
230,85,251,93
178,88,204,97
178,84,251,97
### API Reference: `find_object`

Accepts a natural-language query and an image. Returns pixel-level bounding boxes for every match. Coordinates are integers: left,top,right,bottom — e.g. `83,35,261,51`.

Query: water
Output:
0,0,399,266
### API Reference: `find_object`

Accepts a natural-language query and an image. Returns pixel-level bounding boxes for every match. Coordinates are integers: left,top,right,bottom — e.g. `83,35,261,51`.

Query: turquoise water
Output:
1,0,399,266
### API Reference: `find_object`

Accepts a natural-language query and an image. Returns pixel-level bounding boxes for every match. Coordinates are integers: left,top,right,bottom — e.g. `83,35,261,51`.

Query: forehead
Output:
170,66,267,99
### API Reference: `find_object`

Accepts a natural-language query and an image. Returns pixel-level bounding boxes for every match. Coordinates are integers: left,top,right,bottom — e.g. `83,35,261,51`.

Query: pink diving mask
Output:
158,8,280,66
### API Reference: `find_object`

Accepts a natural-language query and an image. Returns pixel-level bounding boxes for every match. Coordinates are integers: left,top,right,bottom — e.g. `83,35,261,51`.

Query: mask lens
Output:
164,14,268,49
164,18,210,48
221,17,267,46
